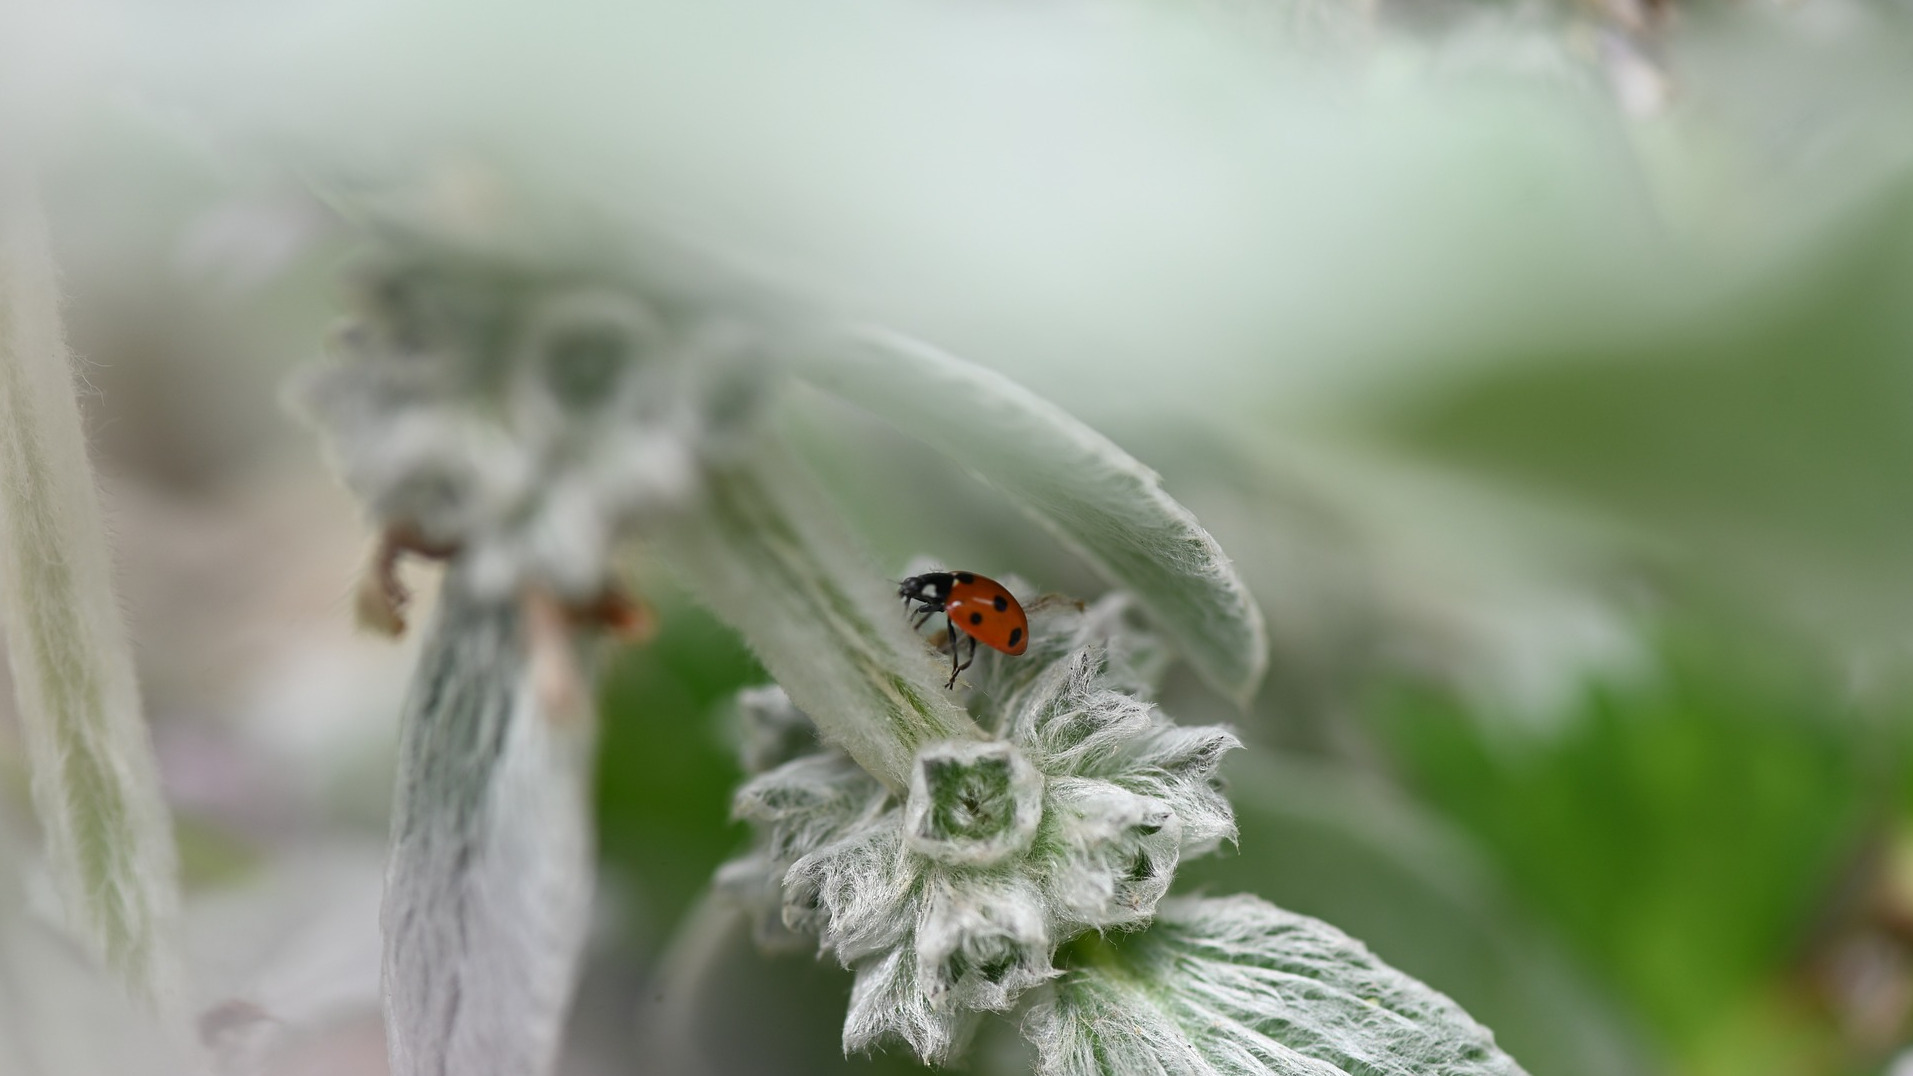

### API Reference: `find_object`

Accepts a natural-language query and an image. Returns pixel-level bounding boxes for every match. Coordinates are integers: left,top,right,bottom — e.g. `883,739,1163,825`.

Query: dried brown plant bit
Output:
522,586,590,726
355,564,409,637
568,580,657,642
356,522,462,637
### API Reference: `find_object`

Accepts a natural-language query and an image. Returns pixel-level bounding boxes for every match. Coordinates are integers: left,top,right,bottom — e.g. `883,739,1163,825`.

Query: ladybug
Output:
899,570,1029,688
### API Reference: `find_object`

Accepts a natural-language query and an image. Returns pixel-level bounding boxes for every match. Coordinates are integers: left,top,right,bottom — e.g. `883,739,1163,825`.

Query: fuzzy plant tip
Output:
285,242,800,1076
904,741,1044,866
715,594,1241,1065
295,247,779,610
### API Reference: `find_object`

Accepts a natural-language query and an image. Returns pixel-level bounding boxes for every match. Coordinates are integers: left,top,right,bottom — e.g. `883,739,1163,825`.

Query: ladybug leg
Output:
911,604,939,631
944,613,962,689
953,632,977,683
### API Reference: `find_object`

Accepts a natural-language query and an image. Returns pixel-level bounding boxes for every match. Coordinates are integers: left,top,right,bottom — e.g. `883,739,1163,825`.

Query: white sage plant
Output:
718,594,1237,1061
719,594,1531,1075
295,222,1530,1076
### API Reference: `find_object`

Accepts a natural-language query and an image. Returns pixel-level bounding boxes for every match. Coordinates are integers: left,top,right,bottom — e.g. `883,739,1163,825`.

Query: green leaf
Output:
657,443,984,791
1027,895,1529,1076
796,328,1267,706
1181,753,1650,1076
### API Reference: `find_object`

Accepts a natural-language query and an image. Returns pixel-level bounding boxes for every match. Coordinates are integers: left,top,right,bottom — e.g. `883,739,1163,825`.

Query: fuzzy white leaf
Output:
380,572,598,1076
915,871,1056,1012
1027,895,1529,1076
784,819,917,963
796,328,1268,705
658,445,983,790
733,751,887,864
1041,777,1182,931
0,196,184,1015
843,944,980,1064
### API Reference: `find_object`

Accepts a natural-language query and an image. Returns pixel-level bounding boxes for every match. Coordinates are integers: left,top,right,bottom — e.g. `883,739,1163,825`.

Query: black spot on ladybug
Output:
1008,627,1023,648
955,572,975,584
969,612,984,626
993,595,1008,612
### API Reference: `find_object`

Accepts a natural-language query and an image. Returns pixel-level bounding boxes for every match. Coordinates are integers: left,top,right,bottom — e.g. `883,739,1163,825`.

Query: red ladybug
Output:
899,571,1029,688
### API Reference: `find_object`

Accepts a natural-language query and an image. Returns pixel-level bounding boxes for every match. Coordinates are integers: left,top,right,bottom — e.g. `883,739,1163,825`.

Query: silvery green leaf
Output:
1040,777,1181,931
914,871,1056,1013
732,684,822,775
732,751,886,864
0,196,184,1015
783,818,917,963
1002,642,1159,778
796,328,1267,705
1026,895,1529,1076
842,945,981,1064
658,446,984,790
380,573,598,1076
1100,722,1240,854
1181,754,1651,1076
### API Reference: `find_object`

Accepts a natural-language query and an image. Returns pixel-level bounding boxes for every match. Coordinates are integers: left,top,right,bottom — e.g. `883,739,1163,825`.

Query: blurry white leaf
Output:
798,329,1267,705
0,196,184,1013
1026,895,1528,1076
657,445,983,791
0,814,192,1076
380,573,597,1076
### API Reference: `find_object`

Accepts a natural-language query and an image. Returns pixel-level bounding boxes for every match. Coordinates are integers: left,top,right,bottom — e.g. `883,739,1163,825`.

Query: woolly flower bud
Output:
903,740,1044,867
719,594,1240,1064
295,249,777,603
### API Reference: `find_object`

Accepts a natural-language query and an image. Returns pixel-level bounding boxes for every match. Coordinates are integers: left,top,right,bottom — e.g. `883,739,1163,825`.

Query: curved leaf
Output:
1026,895,1529,1076
795,328,1267,705
657,445,984,791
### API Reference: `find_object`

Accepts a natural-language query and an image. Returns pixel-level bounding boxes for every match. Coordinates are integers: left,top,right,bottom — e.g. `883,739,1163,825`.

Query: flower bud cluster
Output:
717,595,1240,1063
297,251,775,603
